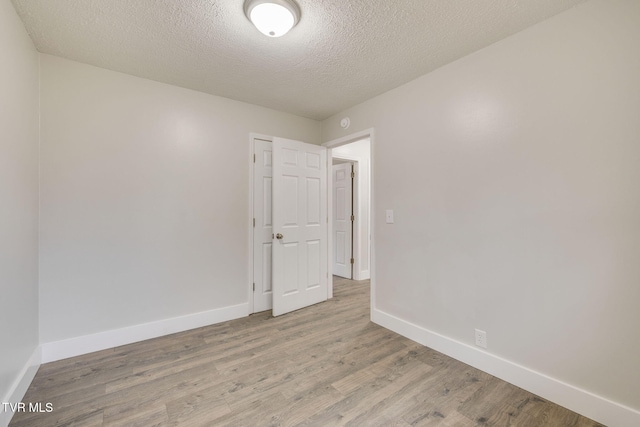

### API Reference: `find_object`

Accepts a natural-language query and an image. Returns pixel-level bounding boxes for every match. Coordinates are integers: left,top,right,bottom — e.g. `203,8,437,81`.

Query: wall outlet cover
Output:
385,209,394,224
475,329,487,349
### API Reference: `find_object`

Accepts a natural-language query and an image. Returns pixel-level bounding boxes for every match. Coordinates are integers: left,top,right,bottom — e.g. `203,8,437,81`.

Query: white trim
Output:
41,303,248,363
323,129,373,149
331,154,360,164
249,133,274,314
372,308,640,427
1,347,41,427
326,150,333,298
369,131,375,314
248,134,255,315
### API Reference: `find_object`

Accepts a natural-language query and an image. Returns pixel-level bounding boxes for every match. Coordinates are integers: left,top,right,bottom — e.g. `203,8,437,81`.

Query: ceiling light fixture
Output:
244,0,300,38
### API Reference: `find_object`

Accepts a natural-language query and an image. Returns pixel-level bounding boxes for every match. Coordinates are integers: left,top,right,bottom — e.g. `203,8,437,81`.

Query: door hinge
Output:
351,171,355,179
350,258,355,265
351,214,355,222
253,218,256,227
253,283,255,292
254,154,256,163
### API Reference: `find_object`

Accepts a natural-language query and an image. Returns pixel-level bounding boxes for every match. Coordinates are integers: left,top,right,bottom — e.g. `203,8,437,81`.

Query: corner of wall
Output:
371,308,640,427
0,347,41,427
41,302,248,363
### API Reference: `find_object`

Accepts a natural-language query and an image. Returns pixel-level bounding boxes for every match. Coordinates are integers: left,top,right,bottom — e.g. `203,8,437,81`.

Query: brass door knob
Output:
276,233,283,240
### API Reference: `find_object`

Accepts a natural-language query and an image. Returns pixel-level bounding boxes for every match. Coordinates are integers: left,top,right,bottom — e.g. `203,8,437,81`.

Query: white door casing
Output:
253,139,273,312
272,137,328,316
332,162,353,279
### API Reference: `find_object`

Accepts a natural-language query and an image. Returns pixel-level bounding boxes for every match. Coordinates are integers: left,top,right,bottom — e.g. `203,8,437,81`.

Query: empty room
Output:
1,0,639,426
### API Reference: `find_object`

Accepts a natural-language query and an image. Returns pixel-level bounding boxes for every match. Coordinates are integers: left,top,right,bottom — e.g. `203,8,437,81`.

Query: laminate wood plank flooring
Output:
10,277,604,427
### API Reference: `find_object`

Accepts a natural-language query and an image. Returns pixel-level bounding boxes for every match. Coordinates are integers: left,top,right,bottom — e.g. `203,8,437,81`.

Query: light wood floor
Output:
10,277,603,427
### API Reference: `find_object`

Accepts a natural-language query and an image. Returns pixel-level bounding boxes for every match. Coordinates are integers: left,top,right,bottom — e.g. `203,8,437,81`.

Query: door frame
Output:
331,156,359,280
248,133,275,314
249,133,332,314
322,128,375,311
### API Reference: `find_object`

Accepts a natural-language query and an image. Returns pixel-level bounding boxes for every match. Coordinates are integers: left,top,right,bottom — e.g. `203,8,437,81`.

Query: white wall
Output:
39,55,321,357
332,139,371,280
0,1,40,424
323,0,640,424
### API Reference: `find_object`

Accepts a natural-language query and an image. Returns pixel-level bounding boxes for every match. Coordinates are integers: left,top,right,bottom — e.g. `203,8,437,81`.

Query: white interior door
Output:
333,162,353,279
272,137,328,316
253,139,273,312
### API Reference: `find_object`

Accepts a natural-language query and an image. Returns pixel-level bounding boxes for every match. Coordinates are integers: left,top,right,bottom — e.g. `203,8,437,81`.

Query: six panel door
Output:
271,137,328,316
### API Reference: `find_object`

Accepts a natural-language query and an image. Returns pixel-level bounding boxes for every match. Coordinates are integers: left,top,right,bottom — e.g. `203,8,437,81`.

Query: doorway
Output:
249,129,374,316
332,159,355,279
323,129,374,310
329,138,371,282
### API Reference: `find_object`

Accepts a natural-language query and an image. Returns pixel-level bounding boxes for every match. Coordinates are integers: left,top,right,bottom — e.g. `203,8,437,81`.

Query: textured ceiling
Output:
12,0,586,120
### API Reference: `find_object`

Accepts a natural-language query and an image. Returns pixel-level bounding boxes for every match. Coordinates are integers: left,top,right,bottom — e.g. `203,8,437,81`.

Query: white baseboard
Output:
372,308,640,427
1,347,41,427
354,269,370,281
41,303,249,363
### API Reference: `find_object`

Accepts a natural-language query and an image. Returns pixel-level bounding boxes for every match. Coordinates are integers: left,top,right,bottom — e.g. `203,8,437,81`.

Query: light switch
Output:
385,209,394,224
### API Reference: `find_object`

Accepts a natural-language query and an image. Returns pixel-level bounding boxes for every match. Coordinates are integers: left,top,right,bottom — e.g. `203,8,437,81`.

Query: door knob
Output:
276,233,283,240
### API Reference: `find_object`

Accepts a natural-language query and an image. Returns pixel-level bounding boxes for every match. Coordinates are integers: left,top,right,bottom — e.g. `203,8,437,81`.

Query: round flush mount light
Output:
244,0,300,38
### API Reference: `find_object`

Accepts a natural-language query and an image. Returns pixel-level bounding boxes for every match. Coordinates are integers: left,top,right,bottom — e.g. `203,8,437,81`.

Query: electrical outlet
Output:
385,209,394,224
475,329,487,349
